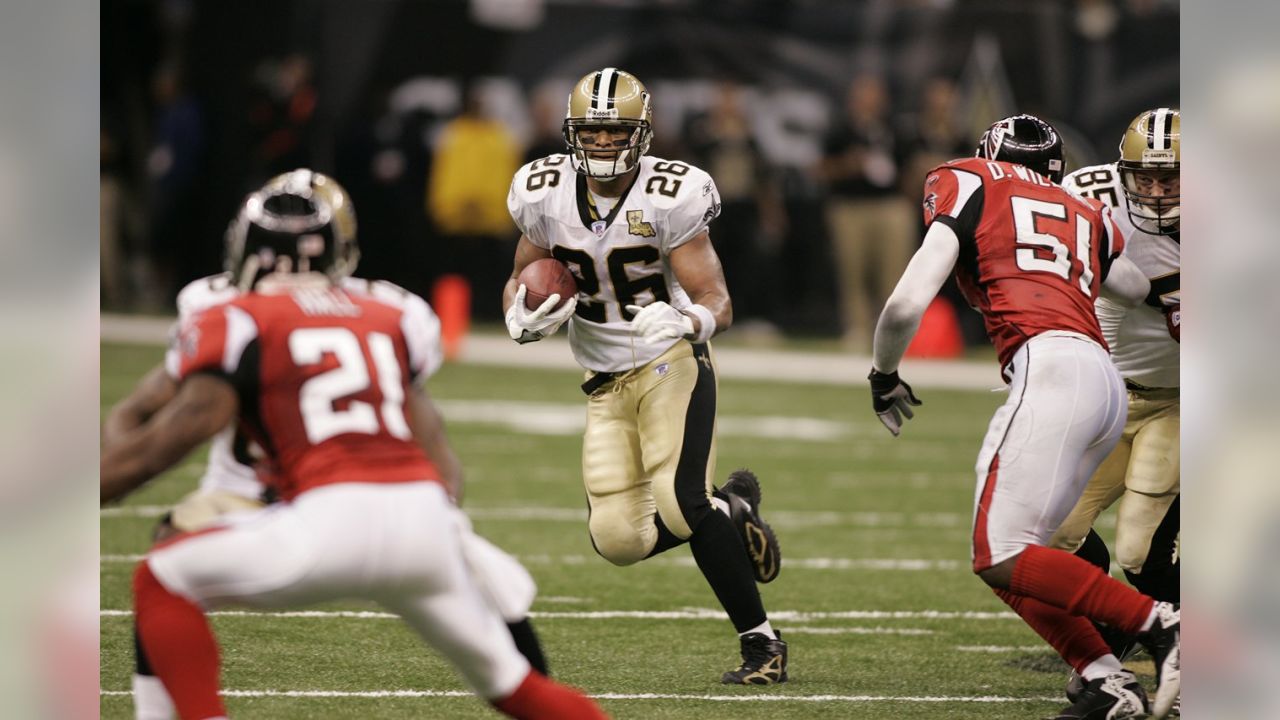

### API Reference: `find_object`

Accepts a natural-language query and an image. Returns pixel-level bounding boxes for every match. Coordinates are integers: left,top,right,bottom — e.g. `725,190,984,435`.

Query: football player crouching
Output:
102,169,566,719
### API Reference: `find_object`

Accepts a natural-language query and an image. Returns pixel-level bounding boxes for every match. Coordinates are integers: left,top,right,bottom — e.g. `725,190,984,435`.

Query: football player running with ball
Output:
1050,110,1181,666
102,174,606,720
867,115,1180,719
503,68,787,685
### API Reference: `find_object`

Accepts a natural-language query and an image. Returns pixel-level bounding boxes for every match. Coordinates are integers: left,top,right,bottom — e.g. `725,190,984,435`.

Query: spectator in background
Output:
523,83,570,164
145,61,206,303
686,83,786,328
901,77,971,195
818,73,915,352
248,53,317,180
901,76,988,347
427,85,521,318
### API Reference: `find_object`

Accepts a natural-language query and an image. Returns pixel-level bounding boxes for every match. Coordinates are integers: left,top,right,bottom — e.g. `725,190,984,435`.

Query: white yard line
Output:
101,608,1018,620
100,688,1057,703
102,314,1001,390
956,645,1054,653
100,553,962,571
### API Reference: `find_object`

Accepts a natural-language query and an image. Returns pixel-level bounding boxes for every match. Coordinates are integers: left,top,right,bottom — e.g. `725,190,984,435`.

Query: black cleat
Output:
1135,602,1180,719
721,632,788,685
721,469,781,583
1050,672,1150,719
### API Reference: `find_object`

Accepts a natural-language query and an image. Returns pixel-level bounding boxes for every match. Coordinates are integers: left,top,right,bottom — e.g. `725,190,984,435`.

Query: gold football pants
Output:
582,341,718,566
1051,386,1179,572
168,489,267,534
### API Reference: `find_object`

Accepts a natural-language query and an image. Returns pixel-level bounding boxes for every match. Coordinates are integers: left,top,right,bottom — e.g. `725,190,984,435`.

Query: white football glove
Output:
626,301,693,345
506,284,577,344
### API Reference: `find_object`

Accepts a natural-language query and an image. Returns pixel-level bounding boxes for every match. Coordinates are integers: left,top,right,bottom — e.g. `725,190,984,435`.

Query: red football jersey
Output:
173,281,441,501
921,157,1124,370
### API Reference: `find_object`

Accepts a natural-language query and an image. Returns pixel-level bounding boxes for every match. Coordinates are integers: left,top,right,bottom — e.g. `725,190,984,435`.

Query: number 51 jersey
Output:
922,157,1125,372
508,154,722,373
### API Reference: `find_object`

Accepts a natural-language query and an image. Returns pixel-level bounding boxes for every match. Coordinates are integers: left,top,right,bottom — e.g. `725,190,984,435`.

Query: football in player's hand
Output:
520,258,578,311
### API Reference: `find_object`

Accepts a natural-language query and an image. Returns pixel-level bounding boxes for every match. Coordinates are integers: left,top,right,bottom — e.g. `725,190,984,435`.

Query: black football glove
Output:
868,368,922,437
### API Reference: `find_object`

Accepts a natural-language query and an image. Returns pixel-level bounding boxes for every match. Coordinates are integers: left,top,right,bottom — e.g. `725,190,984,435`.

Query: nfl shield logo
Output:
591,220,607,236
655,363,669,376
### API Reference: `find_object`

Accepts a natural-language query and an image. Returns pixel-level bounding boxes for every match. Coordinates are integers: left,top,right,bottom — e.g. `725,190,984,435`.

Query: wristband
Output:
685,304,716,344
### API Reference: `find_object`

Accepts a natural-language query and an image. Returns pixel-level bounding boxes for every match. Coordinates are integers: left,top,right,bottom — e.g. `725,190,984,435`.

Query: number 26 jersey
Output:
508,154,722,373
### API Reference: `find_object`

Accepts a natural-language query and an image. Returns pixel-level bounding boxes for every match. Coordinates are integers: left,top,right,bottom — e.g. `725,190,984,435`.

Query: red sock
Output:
1010,545,1154,634
132,563,226,720
994,588,1112,673
493,670,608,720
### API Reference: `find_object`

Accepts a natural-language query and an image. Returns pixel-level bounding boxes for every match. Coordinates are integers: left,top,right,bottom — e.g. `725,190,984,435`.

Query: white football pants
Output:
971,332,1128,571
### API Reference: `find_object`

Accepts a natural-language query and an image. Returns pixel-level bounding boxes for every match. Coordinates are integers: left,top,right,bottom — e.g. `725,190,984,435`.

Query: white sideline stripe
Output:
100,553,962,572
101,314,1001,390
956,645,1052,653
101,608,1018,620
100,688,1058,703
101,504,1005,530
436,399,855,442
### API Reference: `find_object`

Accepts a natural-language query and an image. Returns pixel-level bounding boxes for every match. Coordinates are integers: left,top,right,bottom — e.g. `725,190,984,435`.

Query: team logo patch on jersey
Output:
702,200,722,223
923,192,938,220
627,210,655,237
702,180,714,196
591,220,608,236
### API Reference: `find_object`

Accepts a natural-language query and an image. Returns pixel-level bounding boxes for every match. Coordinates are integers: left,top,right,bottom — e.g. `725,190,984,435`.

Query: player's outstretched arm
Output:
408,386,464,505
1100,254,1151,307
102,363,178,448
872,221,960,374
100,374,238,504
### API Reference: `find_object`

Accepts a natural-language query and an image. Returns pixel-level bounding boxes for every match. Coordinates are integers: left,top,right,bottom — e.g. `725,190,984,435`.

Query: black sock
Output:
688,509,766,633
507,619,549,676
134,624,155,676
644,513,688,559
1074,528,1111,573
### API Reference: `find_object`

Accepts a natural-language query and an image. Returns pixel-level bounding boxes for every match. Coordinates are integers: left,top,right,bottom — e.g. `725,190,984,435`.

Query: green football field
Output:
100,340,1145,719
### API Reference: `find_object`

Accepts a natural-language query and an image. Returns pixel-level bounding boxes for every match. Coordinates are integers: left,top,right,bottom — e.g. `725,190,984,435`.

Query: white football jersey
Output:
1064,163,1180,388
508,154,722,372
163,273,444,498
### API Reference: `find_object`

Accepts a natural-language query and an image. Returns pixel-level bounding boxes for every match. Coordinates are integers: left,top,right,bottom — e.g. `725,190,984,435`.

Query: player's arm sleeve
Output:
1100,254,1149,307
1094,296,1126,348
663,171,721,254
921,166,984,241
172,304,260,384
507,168,550,249
401,294,445,385
872,221,960,374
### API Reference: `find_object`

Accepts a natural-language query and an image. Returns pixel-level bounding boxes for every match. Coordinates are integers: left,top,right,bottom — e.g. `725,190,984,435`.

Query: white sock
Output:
1140,606,1159,632
739,620,776,640
711,496,731,516
132,673,175,720
1080,654,1126,682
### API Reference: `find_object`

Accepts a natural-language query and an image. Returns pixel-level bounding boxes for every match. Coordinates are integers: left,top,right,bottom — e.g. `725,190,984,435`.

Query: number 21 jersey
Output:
508,154,722,373
922,157,1125,371
173,281,441,501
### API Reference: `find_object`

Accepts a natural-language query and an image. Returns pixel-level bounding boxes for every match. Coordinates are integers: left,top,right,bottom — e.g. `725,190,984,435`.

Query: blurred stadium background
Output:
95,1,1194,718
102,0,1177,348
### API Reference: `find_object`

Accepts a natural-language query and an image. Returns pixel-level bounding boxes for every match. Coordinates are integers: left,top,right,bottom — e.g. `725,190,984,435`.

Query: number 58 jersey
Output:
508,154,722,373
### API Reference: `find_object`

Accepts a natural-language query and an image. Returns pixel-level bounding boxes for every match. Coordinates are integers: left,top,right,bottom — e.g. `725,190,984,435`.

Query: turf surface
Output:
100,341,1141,719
